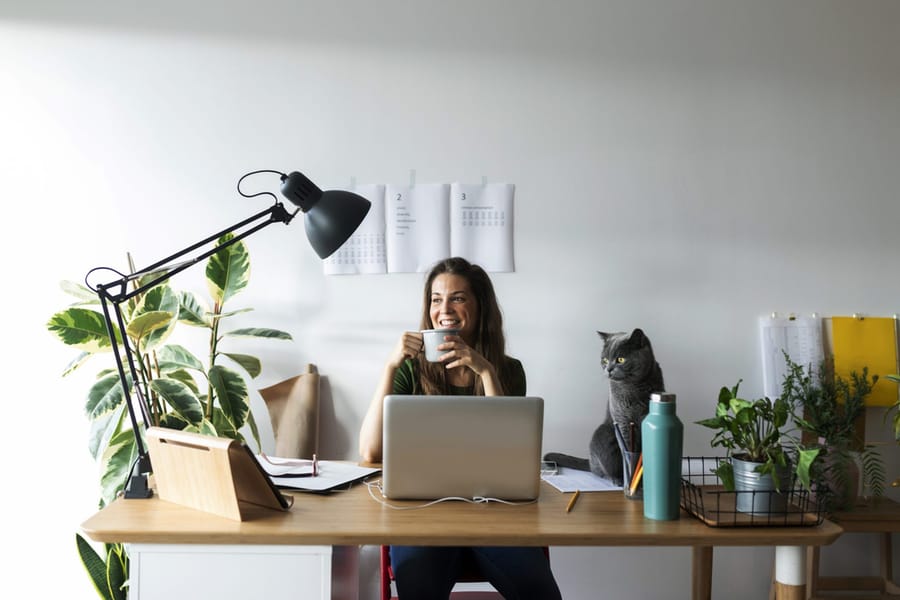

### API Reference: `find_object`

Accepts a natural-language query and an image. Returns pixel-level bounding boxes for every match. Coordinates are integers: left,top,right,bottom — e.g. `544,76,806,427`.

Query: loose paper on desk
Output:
759,315,824,400
542,467,622,493
257,457,381,492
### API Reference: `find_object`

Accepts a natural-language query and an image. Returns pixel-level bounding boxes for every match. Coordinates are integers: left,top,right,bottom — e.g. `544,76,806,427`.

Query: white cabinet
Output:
127,544,358,600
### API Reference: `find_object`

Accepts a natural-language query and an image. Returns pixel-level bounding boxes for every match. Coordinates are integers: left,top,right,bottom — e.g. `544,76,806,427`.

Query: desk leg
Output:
692,546,713,600
882,531,900,596
774,545,807,600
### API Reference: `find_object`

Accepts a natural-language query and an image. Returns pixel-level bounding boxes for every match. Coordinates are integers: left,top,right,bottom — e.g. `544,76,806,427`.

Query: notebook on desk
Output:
381,395,544,501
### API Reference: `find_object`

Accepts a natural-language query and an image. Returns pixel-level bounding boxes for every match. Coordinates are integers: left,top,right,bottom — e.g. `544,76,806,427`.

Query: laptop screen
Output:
381,395,544,501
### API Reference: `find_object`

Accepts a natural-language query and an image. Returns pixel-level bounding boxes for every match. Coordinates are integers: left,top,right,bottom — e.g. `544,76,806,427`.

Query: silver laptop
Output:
381,395,544,501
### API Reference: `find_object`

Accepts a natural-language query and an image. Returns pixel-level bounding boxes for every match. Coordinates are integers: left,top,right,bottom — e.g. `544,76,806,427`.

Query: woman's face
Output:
429,273,478,343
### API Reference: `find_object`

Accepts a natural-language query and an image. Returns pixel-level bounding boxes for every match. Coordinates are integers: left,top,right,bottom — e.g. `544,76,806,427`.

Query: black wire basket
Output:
680,456,827,527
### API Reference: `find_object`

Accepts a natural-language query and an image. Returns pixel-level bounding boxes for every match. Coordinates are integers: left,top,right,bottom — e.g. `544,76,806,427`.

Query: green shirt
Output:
392,357,527,396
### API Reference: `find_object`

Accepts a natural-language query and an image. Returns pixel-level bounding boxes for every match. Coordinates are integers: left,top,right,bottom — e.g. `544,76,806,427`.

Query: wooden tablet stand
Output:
146,427,291,521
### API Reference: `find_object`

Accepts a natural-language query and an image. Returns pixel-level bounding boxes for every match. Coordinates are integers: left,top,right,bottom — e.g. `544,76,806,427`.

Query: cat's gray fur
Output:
543,328,664,485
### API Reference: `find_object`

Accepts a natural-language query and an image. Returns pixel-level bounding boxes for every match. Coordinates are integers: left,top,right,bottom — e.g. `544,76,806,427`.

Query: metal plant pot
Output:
732,456,792,515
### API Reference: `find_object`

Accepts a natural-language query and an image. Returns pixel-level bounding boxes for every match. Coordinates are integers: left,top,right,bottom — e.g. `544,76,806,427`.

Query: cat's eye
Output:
601,358,609,366
616,357,626,364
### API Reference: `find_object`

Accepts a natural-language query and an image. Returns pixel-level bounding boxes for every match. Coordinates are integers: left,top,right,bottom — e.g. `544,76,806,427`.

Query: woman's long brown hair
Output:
415,257,513,395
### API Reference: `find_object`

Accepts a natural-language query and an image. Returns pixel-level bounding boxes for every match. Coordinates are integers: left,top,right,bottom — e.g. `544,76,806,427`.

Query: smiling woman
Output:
357,256,560,600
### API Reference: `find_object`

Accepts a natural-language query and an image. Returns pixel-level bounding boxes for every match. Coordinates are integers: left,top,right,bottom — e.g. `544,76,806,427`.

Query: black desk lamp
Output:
86,170,370,499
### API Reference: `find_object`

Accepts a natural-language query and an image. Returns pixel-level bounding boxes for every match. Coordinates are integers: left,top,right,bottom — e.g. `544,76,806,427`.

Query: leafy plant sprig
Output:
780,354,886,503
696,379,820,491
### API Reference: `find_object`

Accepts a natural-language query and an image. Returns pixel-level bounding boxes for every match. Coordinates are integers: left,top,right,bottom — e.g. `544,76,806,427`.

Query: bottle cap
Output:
650,392,676,403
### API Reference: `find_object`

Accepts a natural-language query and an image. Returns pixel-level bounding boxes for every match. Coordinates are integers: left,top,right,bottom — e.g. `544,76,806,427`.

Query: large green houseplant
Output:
48,234,291,599
780,355,885,510
697,379,820,513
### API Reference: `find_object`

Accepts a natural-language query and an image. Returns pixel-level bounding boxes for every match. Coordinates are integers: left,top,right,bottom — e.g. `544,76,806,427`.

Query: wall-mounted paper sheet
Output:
759,315,824,400
323,184,387,275
450,183,515,273
832,316,899,407
385,183,451,273
321,181,516,274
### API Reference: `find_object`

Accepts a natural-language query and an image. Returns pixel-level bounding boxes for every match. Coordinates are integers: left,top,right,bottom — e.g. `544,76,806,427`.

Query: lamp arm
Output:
110,201,296,303
92,200,296,499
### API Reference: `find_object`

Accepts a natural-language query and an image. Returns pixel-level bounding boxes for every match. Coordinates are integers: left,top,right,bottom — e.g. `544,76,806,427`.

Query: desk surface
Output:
82,481,842,548
828,497,900,533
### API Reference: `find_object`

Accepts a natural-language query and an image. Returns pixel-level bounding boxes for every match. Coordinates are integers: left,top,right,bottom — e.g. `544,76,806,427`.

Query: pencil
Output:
629,454,643,490
566,490,580,513
629,463,644,495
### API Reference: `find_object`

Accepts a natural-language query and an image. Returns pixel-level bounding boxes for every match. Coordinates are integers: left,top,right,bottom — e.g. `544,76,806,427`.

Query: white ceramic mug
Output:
421,329,459,362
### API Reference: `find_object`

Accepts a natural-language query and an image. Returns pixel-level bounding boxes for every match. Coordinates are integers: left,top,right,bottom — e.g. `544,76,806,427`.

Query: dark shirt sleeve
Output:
506,357,527,396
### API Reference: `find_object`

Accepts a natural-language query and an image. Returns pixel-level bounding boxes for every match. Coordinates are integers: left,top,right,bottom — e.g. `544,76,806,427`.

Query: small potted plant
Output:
696,379,820,514
780,355,885,511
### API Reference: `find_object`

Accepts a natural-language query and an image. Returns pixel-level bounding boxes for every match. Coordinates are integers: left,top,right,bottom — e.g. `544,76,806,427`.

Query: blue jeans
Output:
389,545,562,600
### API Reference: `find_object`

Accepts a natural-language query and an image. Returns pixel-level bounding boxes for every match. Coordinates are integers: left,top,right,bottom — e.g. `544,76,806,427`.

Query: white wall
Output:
2,1,898,598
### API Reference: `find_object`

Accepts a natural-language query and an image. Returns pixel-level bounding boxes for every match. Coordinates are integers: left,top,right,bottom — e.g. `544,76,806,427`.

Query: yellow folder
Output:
831,316,899,407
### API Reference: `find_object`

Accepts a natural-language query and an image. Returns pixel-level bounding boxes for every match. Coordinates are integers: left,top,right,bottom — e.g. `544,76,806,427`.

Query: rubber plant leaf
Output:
150,378,204,425
208,365,250,429
100,429,138,506
222,352,262,378
133,285,180,349
225,327,293,340
47,307,119,352
177,290,210,327
206,233,250,305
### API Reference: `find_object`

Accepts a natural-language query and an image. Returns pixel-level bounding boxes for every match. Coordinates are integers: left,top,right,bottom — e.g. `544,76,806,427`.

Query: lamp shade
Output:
280,171,371,259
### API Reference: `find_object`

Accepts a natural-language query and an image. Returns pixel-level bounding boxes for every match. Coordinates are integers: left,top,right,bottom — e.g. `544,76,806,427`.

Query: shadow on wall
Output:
317,376,355,460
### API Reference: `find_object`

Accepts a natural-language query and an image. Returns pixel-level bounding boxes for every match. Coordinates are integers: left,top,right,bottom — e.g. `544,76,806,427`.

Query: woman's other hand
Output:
438,334,495,378
389,331,424,367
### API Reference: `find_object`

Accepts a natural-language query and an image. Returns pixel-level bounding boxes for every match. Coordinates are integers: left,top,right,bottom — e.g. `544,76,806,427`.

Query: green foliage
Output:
50,234,292,597
696,379,820,492
780,354,885,506
882,374,900,441
860,445,886,497
76,534,127,600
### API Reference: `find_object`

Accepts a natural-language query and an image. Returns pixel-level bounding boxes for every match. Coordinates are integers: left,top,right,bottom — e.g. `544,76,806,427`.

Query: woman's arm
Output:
358,331,423,463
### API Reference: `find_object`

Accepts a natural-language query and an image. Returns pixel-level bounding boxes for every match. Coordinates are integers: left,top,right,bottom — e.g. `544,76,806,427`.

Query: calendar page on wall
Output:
322,181,515,274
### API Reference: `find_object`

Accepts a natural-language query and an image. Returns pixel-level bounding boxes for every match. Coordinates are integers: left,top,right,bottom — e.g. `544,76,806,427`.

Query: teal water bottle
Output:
641,392,683,520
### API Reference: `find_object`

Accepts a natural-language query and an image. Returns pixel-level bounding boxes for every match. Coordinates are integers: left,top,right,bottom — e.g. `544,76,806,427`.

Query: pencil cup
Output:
622,450,643,500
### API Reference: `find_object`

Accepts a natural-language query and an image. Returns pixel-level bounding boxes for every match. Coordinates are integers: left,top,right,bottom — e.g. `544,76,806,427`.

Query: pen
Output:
566,490,580,513
613,422,626,451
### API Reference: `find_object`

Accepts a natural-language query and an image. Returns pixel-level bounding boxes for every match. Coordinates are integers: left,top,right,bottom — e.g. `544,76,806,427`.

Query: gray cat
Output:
544,328,664,485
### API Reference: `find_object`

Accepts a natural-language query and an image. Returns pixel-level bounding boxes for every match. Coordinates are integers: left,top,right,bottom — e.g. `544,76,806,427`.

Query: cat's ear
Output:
630,328,648,345
597,331,610,343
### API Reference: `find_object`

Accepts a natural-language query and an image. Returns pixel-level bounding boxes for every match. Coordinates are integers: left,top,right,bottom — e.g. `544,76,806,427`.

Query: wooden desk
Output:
82,482,841,600
806,497,900,599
